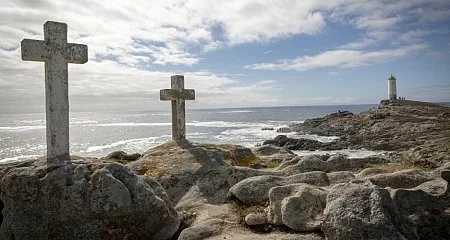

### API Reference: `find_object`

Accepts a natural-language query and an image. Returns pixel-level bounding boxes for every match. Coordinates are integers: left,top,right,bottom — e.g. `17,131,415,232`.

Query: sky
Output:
0,0,450,113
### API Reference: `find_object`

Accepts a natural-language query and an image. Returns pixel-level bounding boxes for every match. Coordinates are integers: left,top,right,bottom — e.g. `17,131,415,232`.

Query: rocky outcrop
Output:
391,187,450,240
362,169,436,189
321,169,450,240
252,144,294,157
251,144,296,168
126,141,266,205
263,135,346,151
278,155,388,174
322,183,418,240
126,140,326,239
286,100,450,167
0,158,181,239
1,138,449,239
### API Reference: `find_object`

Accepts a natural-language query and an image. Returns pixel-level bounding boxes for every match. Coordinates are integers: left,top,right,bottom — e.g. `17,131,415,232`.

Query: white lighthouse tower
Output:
388,74,397,100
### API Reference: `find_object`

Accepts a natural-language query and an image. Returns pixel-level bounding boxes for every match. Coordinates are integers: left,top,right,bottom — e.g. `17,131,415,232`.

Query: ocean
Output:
0,104,380,163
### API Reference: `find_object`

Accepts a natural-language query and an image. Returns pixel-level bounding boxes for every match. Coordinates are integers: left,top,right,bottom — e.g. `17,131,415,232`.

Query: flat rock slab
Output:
363,169,435,189
279,155,388,174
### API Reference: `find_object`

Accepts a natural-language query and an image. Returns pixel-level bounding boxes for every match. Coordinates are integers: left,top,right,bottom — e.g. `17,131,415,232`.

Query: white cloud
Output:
1,0,449,64
331,0,450,49
338,31,394,50
1,0,450,112
203,41,223,53
398,30,432,43
245,44,428,71
0,0,340,66
0,47,281,112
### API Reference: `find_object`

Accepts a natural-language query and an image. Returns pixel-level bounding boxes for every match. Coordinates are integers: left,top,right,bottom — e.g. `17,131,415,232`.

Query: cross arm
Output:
160,89,195,101
66,43,88,64
21,39,50,61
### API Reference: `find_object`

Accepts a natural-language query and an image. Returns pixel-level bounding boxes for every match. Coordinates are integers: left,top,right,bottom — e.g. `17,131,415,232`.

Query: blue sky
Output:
0,0,449,113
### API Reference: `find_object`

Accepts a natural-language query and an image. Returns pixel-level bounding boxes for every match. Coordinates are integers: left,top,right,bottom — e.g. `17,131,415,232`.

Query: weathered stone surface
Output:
356,167,391,178
89,140,450,239
160,75,195,141
178,218,228,240
280,154,388,174
252,144,294,156
21,21,88,167
251,145,296,168
437,162,450,171
391,187,450,240
233,147,255,160
244,212,267,226
281,191,327,231
363,169,435,189
412,178,447,196
0,158,180,239
267,183,328,231
226,166,278,187
279,155,327,173
322,183,418,240
197,144,259,168
326,171,355,184
127,140,273,205
176,197,323,240
229,171,329,205
176,203,238,240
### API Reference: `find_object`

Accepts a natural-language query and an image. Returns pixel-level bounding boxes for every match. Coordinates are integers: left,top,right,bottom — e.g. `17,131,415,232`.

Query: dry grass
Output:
230,201,254,220
366,154,430,172
138,161,167,177
198,143,260,167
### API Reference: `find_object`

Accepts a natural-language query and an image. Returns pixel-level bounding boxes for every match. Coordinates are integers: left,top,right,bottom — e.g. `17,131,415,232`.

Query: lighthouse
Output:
388,74,397,100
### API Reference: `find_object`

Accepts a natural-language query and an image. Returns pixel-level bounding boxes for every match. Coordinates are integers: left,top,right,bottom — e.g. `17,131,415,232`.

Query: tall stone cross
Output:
160,75,195,140
21,21,88,167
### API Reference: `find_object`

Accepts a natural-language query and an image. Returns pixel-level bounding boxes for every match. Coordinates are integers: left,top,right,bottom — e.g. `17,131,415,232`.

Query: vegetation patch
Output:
138,161,166,177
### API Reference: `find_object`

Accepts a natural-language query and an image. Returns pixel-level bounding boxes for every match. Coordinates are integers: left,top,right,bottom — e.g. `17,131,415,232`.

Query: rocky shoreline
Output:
266,100,450,168
0,100,449,239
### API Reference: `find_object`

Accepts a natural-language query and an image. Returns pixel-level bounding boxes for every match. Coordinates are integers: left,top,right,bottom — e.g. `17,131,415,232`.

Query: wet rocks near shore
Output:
263,135,347,151
274,100,450,168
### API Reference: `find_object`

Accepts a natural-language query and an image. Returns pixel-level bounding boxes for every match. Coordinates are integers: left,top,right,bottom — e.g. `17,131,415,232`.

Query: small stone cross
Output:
160,75,195,140
21,21,88,167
